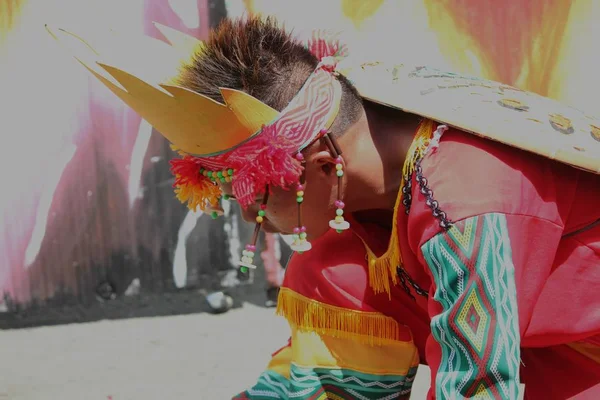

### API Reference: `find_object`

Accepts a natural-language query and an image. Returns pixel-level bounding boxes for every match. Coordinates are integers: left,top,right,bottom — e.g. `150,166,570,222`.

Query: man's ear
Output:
308,150,338,177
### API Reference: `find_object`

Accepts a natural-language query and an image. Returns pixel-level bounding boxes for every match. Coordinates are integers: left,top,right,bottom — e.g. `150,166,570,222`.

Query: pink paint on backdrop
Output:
0,0,209,305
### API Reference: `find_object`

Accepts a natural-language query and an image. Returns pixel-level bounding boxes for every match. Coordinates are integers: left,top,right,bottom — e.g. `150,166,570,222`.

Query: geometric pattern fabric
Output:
422,213,521,399
233,363,418,399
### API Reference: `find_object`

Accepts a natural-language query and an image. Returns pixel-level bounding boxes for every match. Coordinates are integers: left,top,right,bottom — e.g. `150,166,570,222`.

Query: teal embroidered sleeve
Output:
421,213,521,399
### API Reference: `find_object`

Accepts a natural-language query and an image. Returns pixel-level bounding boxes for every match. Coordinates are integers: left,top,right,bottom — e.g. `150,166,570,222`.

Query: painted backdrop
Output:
0,0,267,317
1,0,598,317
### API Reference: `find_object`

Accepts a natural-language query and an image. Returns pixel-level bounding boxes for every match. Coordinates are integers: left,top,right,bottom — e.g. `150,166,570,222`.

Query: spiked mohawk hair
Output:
176,16,363,137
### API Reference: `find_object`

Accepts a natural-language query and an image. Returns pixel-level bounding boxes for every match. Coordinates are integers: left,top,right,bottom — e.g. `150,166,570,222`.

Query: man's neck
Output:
343,103,421,217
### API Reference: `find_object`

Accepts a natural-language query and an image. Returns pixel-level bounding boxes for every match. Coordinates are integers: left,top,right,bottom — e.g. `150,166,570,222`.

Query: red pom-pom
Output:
170,156,202,187
169,156,220,210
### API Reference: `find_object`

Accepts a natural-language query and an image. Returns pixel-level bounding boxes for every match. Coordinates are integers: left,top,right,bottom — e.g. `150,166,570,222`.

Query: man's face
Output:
220,145,340,240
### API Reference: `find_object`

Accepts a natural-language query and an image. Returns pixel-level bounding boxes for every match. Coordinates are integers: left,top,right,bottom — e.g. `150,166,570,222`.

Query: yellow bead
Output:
256,216,264,223
225,176,232,183
335,216,344,223
336,164,343,170
296,191,304,197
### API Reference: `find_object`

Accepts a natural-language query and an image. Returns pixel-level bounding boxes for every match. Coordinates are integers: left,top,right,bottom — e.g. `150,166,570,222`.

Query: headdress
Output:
47,24,351,270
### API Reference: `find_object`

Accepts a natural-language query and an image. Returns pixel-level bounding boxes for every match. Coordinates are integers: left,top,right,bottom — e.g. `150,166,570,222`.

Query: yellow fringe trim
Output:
276,287,402,346
364,119,437,297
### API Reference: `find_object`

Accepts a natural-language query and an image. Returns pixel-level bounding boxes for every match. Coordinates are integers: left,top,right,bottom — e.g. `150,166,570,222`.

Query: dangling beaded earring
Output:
239,189,269,272
290,152,312,253
323,131,350,233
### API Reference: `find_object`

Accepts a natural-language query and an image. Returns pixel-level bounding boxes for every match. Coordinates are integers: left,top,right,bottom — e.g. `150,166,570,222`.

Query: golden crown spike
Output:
152,22,206,60
45,25,279,156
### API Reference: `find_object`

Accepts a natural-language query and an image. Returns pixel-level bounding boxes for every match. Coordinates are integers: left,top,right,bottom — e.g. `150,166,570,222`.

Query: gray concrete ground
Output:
0,303,429,399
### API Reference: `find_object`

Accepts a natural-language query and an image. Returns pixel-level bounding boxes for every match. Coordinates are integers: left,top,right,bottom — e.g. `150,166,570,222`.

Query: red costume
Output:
238,122,600,399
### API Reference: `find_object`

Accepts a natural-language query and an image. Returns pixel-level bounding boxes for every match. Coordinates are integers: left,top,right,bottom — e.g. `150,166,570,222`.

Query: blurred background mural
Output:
0,0,274,327
1,0,598,326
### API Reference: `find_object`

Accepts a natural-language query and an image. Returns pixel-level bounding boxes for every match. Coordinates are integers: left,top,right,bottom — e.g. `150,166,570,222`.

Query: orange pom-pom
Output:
170,157,221,210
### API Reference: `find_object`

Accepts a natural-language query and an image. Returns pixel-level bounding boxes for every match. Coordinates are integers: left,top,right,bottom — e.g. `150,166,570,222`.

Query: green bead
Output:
217,171,223,178
336,170,344,177
228,168,234,175
223,194,230,200
300,232,307,239
220,177,226,183
199,168,205,173
258,210,266,217
211,211,218,219
297,197,304,203
336,229,342,234
336,209,344,216
292,234,300,240
240,266,248,273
